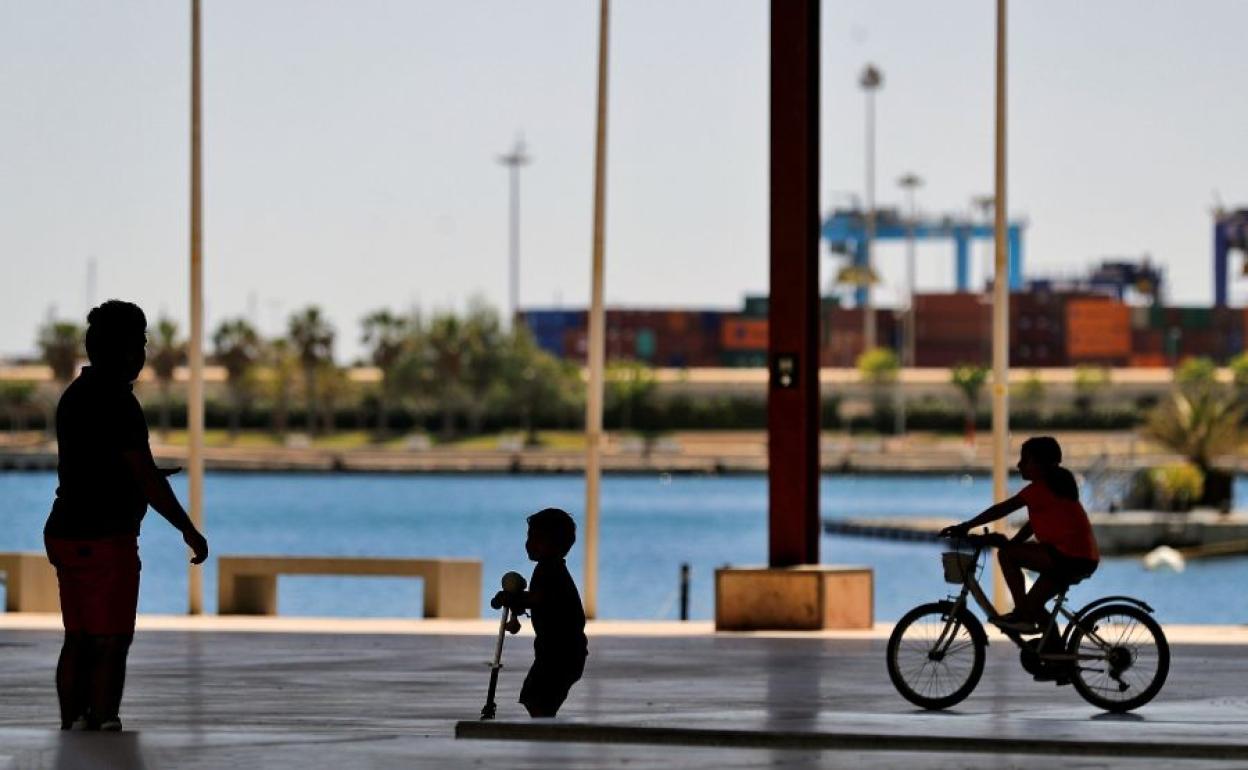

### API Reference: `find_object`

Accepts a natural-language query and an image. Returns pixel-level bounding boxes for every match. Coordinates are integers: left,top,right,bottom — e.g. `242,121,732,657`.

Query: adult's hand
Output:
939,523,969,540
184,528,209,565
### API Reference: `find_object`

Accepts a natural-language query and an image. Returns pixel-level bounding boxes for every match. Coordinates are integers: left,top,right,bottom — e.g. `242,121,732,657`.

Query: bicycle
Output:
886,532,1170,713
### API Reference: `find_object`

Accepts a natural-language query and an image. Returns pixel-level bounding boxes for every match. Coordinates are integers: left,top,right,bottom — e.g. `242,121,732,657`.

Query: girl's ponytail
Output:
1045,465,1080,501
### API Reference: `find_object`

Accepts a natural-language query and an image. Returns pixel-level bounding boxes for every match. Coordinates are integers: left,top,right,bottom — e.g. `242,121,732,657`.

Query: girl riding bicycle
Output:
941,436,1100,634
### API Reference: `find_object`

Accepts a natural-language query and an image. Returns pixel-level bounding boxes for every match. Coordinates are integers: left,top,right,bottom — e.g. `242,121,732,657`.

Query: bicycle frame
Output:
940,544,1116,667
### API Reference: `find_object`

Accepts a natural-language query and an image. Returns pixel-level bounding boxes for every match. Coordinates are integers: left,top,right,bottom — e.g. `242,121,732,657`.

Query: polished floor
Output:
2,624,1247,768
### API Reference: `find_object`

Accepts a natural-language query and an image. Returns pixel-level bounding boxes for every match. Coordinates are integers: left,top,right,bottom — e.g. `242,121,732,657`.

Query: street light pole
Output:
498,137,531,327
991,0,1011,612
896,172,923,436
859,64,883,352
187,0,205,615
583,0,610,620
898,173,922,368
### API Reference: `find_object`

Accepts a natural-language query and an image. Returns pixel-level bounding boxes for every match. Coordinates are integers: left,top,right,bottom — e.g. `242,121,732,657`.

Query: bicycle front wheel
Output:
887,602,986,710
1067,603,1169,713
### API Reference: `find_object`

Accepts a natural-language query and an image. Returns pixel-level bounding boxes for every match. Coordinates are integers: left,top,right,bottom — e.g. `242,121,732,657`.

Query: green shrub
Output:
1148,462,1204,512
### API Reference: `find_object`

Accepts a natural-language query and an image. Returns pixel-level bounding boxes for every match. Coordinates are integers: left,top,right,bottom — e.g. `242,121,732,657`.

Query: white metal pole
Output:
905,184,917,368
509,162,519,325
187,0,205,615
991,0,1010,611
583,0,610,620
863,87,876,350
498,138,530,327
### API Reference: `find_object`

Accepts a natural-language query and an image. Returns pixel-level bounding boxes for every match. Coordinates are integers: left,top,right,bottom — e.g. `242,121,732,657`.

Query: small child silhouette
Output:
493,508,588,717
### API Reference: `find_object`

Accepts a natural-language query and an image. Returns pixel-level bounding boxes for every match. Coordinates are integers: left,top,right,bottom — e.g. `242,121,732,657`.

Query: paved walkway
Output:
2,618,1248,768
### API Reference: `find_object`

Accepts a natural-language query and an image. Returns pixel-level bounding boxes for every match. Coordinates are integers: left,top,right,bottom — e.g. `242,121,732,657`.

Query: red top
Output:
1018,481,1100,561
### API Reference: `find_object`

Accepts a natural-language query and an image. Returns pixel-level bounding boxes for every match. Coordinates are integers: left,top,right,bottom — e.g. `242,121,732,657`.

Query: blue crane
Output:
821,209,1025,304
1214,209,1248,307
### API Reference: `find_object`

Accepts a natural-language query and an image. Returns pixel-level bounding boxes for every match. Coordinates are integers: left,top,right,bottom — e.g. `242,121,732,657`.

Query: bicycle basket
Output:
941,551,977,584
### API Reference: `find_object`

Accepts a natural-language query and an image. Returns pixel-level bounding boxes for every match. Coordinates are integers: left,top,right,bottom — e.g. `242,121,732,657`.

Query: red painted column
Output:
768,0,821,568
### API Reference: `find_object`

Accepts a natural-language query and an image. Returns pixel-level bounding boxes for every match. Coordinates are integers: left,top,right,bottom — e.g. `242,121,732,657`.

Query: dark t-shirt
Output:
529,558,588,660
44,367,150,540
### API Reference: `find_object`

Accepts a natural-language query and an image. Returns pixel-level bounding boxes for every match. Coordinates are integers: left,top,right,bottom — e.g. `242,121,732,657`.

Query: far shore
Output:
0,429,1215,476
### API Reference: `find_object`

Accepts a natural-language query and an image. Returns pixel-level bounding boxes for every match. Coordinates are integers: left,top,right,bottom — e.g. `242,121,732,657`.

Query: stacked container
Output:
1066,298,1131,365
1011,292,1069,368
914,293,990,367
821,308,898,367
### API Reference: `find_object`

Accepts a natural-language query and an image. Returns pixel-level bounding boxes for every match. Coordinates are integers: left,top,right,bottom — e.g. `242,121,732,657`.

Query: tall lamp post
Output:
583,0,611,620
498,137,531,327
187,0,205,615
898,173,923,368
990,0,1011,611
859,64,883,351
896,172,923,436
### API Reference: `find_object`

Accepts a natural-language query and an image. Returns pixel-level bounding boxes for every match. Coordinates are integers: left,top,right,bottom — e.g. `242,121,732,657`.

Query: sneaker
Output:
60,715,90,731
992,612,1040,634
96,717,123,732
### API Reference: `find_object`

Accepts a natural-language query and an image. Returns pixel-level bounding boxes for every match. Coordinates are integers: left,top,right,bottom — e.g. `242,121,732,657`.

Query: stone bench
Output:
0,552,59,613
217,556,482,618
715,565,874,630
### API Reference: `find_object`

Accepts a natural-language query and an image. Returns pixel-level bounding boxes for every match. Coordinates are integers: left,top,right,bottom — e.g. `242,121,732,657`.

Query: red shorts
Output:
44,535,140,635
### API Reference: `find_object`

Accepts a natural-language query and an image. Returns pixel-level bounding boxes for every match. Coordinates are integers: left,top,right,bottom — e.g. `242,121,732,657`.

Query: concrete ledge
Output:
0,552,58,612
454,720,1248,760
715,565,873,630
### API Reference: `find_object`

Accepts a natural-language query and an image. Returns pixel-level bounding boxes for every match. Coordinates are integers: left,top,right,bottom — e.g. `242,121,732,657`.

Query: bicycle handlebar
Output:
942,530,1008,548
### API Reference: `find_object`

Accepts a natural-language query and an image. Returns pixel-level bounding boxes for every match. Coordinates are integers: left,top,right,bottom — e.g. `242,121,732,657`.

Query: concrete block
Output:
715,565,873,631
0,552,60,613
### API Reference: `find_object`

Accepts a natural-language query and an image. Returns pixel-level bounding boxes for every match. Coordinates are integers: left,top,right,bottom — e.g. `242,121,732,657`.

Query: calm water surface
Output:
2,471,1245,623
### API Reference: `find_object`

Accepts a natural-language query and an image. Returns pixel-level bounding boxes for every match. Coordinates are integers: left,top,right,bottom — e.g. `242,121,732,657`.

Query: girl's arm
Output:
941,495,1026,537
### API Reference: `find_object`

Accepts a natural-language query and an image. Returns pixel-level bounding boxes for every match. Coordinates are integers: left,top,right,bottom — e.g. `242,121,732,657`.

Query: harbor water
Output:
3,471,1247,623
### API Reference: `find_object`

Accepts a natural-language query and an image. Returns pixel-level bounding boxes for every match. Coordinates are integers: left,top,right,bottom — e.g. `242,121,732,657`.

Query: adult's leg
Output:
88,632,134,723
997,542,1057,617
56,631,91,728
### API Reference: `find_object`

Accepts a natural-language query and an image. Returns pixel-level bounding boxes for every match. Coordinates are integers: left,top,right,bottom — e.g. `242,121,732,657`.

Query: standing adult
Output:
43,300,209,731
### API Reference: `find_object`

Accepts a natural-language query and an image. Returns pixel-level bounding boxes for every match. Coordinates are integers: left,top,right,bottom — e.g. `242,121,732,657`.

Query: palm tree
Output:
1146,387,1244,510
461,302,505,435
857,347,899,426
38,321,83,388
37,320,83,435
360,309,410,438
318,363,350,434
212,318,262,439
288,307,335,435
607,361,657,433
950,364,988,445
266,339,298,439
498,328,580,446
424,312,470,440
0,381,37,434
149,317,185,437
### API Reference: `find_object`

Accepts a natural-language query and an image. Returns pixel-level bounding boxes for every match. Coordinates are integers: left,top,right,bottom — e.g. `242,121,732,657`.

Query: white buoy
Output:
1143,546,1186,573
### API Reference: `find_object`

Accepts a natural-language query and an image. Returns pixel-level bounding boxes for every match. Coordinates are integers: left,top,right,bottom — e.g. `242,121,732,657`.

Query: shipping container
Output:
1129,353,1168,367
742,296,769,318
722,350,767,367
721,317,768,352
1066,298,1131,360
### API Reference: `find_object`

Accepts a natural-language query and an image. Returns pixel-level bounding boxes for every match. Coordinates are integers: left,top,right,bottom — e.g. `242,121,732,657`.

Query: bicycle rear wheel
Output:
1067,603,1169,713
887,602,986,710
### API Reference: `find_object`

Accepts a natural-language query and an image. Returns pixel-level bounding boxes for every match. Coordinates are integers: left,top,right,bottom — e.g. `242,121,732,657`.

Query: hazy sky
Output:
3,1,1246,361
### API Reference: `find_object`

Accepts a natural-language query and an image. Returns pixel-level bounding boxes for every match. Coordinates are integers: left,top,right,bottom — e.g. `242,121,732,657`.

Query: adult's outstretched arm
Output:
123,447,209,564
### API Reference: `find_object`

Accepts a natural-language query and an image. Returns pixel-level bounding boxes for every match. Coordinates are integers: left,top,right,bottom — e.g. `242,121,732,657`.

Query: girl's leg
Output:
997,543,1057,617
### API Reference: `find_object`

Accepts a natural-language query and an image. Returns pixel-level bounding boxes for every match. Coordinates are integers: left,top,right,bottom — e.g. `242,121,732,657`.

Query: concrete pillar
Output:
768,0,821,567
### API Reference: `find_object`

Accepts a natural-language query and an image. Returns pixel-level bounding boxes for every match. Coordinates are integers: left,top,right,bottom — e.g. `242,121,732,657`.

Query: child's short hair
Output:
527,508,576,556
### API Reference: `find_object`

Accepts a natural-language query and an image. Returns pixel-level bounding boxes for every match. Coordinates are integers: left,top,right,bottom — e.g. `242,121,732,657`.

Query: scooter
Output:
479,571,527,720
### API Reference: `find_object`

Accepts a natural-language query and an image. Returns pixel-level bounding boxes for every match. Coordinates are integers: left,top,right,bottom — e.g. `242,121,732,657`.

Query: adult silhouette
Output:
43,300,209,731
